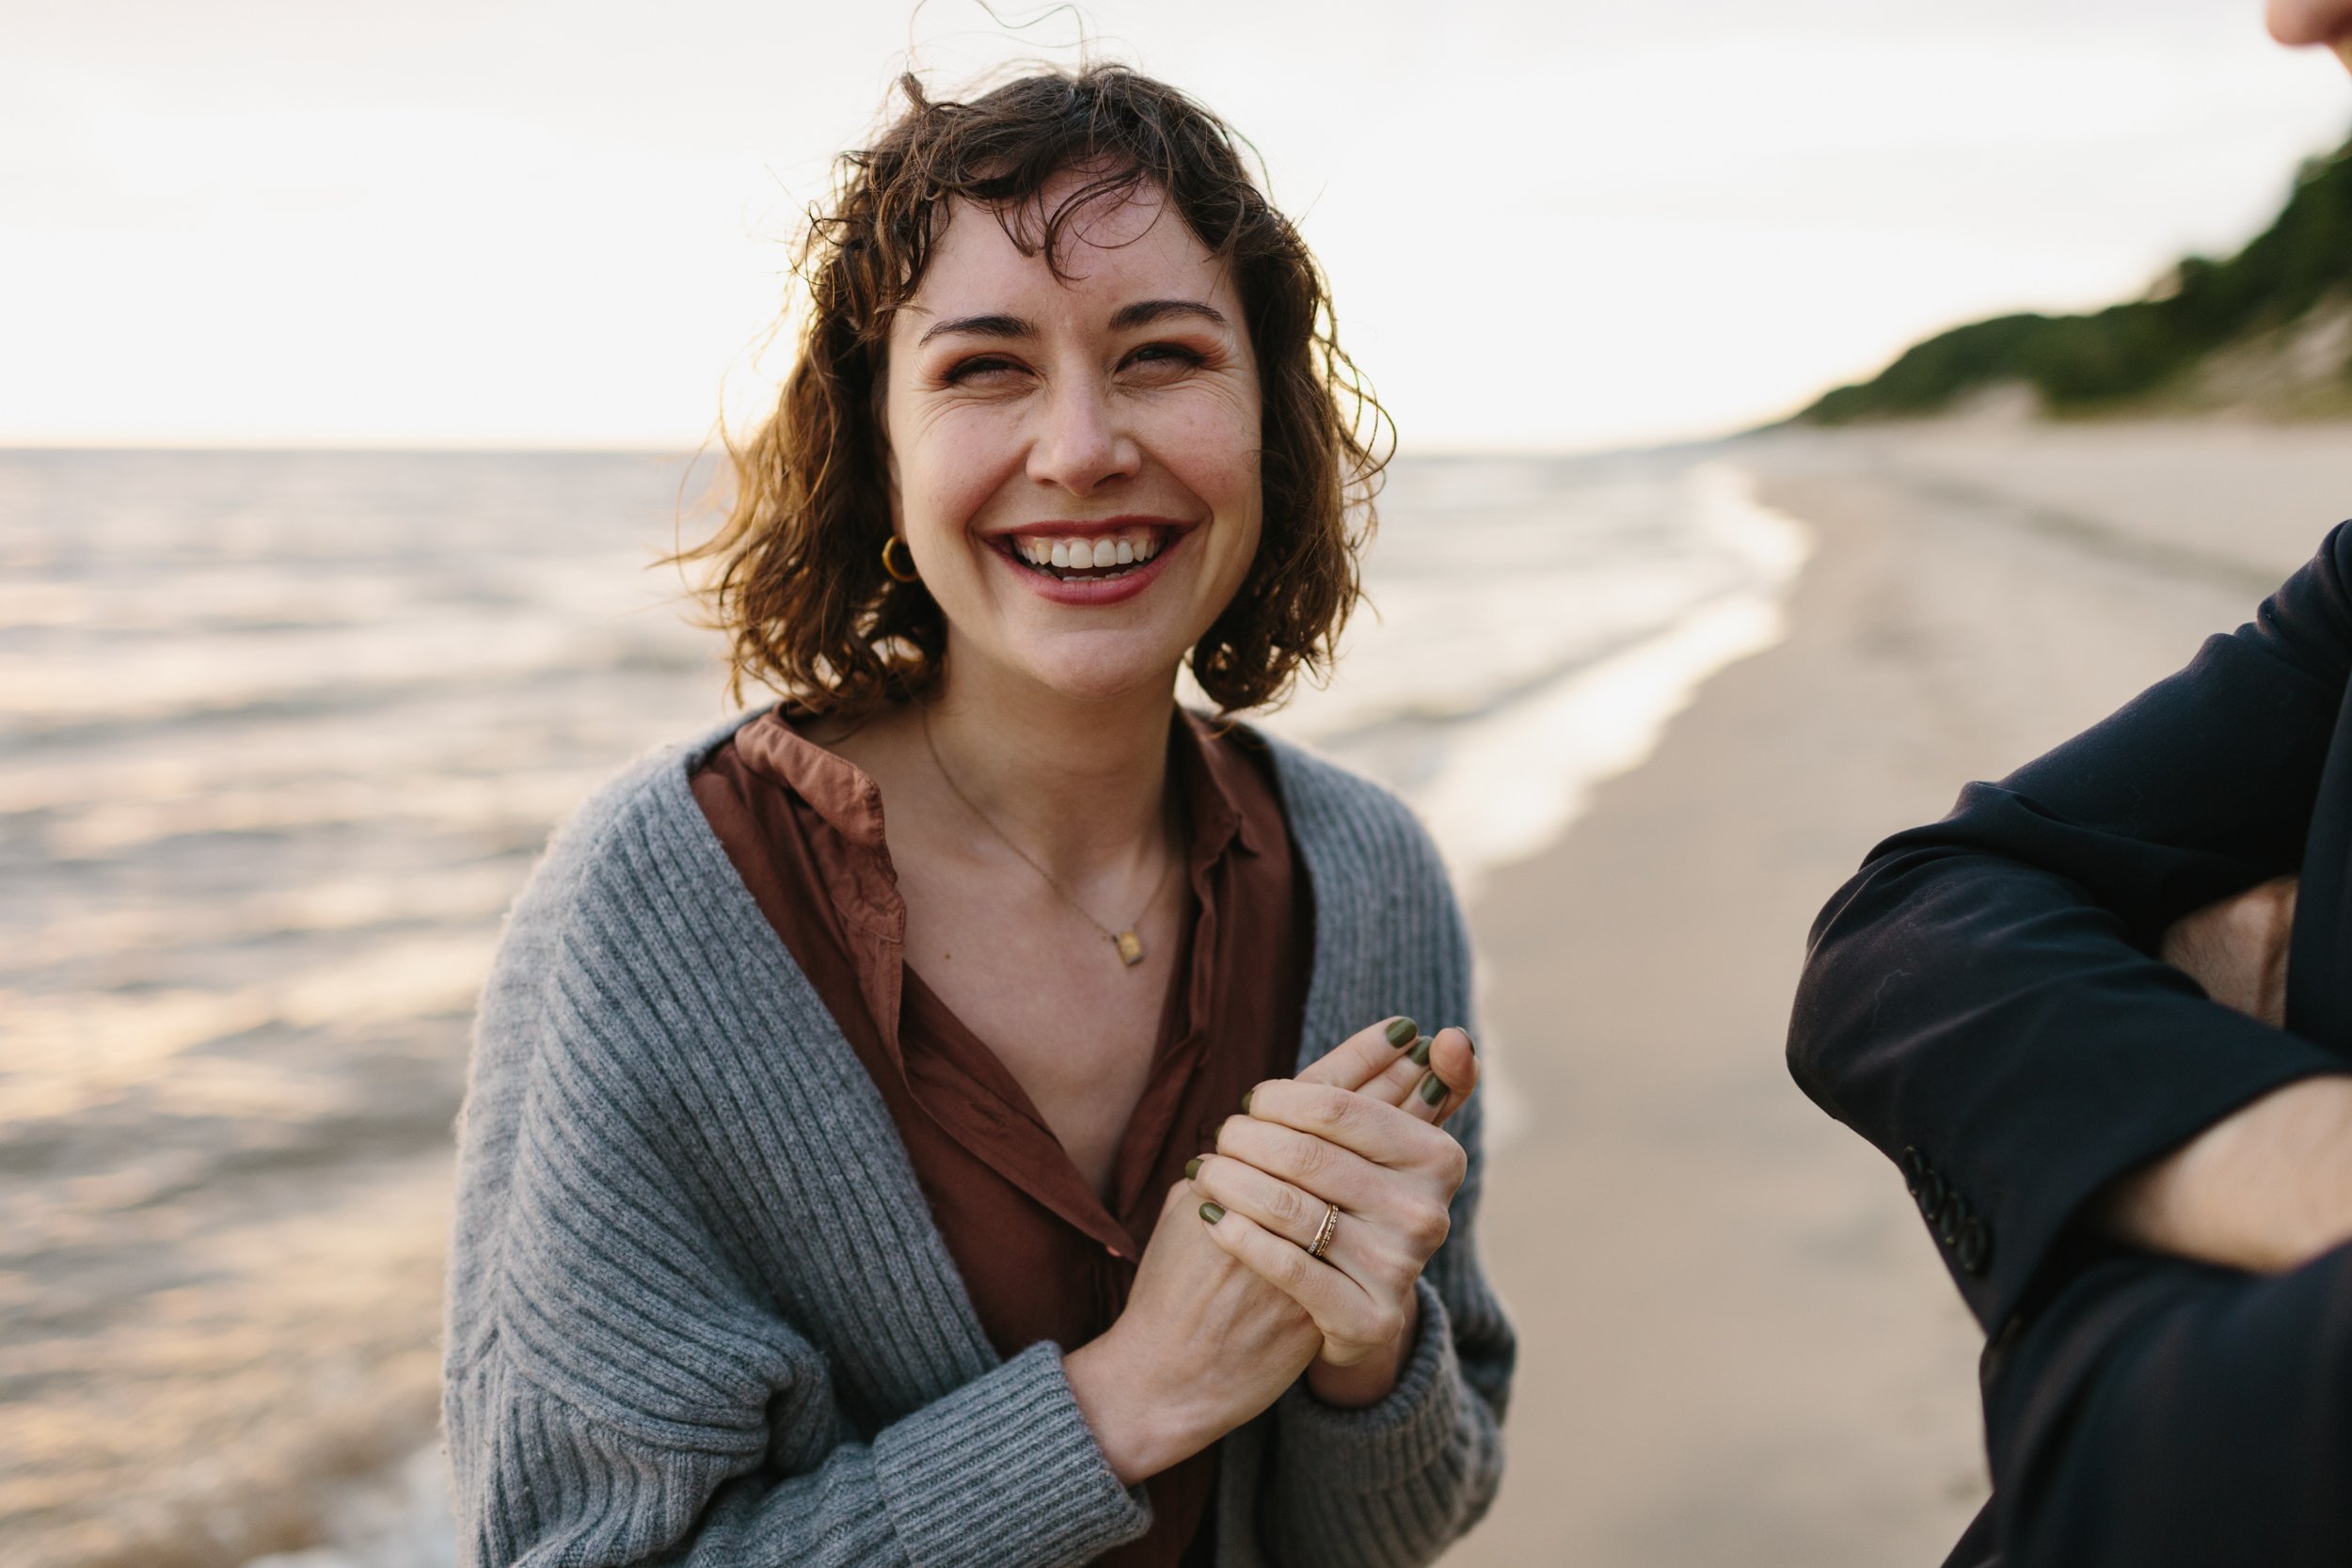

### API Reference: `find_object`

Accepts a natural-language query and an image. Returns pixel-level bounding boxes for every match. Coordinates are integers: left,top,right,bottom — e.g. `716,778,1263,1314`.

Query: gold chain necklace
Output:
919,705,1179,969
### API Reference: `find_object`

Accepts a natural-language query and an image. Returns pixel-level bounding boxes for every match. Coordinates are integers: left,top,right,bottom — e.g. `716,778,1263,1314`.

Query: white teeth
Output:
1013,529,1168,572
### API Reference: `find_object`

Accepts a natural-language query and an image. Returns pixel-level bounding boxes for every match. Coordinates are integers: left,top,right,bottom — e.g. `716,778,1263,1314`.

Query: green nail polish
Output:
1384,1017,1418,1048
1241,1090,1253,1115
1184,1156,1202,1180
1421,1073,1447,1105
1200,1201,1226,1224
1407,1035,1432,1066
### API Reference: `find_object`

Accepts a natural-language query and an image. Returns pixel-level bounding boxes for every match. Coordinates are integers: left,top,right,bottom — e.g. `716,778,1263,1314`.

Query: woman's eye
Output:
942,355,1023,386
1123,342,1206,373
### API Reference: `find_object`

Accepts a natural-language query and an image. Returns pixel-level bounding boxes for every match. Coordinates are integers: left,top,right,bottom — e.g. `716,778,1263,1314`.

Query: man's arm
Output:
2090,875,2352,1274
1979,1239,2352,1568
1789,521,2352,1333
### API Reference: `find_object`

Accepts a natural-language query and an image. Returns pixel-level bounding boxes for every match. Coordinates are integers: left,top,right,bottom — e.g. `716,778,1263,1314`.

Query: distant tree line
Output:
1799,132,2352,423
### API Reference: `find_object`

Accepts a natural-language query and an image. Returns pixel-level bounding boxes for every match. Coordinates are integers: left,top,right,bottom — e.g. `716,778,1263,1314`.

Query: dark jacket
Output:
1789,520,2352,1568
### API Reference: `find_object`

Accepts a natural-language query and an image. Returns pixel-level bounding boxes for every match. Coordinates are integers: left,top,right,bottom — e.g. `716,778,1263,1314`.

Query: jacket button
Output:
1915,1168,1946,1220
1899,1146,1926,1192
1937,1193,1969,1246
1958,1218,1992,1275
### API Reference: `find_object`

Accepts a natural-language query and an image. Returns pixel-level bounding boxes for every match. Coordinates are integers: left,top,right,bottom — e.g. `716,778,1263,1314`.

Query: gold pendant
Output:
1114,930,1145,967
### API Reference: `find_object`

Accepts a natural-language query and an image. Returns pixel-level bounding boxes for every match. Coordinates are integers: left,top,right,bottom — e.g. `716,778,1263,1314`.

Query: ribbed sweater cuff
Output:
1274,1277,1466,1491
871,1341,1151,1568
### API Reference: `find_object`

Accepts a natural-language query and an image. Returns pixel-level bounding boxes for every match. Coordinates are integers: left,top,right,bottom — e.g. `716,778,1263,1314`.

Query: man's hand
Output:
2161,874,2296,1027
2103,876,2352,1274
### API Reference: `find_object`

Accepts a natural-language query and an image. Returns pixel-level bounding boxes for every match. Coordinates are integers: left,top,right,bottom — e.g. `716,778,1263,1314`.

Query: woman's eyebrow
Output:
1109,299,1228,331
916,312,1036,347
913,299,1226,347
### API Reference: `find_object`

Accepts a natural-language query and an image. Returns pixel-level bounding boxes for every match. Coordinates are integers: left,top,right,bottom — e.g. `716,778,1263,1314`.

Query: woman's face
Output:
882,173,1263,707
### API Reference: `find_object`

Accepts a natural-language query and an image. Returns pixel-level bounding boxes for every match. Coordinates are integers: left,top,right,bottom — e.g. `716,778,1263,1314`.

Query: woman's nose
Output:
1026,380,1141,495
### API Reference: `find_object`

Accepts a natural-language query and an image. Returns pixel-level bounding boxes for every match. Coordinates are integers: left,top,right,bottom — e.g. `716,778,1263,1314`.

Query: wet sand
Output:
1443,421,2352,1566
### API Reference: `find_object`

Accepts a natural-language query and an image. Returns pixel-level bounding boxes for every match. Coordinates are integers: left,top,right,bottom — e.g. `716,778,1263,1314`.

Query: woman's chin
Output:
937,594,1233,709
1031,658,1184,707
982,637,1191,708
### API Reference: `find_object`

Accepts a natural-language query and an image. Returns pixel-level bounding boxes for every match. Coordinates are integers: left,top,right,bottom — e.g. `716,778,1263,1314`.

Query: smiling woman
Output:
882,179,1266,673
440,65,1512,1568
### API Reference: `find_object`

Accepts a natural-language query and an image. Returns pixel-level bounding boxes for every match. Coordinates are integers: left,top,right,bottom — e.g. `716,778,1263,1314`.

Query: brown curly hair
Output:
678,63,1391,718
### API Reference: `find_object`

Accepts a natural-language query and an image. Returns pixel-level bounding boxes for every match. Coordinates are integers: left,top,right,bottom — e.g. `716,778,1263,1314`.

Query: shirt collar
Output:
1173,708,1266,863
733,709,891,851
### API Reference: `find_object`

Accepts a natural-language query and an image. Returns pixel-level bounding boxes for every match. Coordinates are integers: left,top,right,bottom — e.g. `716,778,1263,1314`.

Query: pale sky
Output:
5,0,2348,451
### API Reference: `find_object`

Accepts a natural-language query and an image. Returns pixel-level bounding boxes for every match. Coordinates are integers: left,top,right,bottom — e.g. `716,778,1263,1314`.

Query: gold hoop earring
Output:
881,536,919,582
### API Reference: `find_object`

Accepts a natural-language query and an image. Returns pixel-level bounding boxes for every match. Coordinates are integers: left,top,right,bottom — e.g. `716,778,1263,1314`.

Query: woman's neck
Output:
917,660,1180,884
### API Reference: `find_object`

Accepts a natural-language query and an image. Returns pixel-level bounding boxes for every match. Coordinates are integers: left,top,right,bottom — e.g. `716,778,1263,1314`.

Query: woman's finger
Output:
1191,1152,1345,1259
1294,1015,1424,1101
1358,1023,1451,1110
1402,1027,1480,1126
1212,1115,1381,1214
1197,1202,1397,1348
1241,1077,1451,1169
1196,1142,1433,1283
1285,1017,1482,1120
1340,1022,1485,1116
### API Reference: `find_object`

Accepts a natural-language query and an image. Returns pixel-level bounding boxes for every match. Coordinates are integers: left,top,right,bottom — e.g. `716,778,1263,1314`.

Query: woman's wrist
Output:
1302,1286,1420,1408
1064,1328,1220,1485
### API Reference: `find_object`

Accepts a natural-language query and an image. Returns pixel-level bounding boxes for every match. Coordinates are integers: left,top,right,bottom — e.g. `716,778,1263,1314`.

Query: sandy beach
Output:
1441,420,2352,1566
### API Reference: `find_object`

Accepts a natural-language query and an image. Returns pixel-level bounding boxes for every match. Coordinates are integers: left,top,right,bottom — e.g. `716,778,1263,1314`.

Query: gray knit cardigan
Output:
441,710,1514,1568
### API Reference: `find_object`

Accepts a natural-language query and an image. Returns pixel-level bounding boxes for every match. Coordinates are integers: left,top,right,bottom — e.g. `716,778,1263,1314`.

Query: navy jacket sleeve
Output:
1970,1240,2352,1568
1789,520,2352,1336
1790,521,2352,1568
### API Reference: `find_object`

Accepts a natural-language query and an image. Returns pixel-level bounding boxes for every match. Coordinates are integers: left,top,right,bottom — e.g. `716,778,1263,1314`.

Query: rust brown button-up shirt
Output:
691,708,1312,1567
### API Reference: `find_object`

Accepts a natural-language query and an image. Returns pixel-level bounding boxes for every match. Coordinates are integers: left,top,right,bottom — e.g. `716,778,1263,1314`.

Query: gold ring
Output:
1307,1202,1339,1259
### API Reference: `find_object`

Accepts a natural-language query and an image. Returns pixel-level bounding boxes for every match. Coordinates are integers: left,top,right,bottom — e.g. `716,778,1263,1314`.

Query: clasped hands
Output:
1063,1016,1478,1484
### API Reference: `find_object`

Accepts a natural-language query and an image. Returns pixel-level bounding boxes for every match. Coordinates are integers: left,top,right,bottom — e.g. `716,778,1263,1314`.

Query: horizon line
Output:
0,431,1754,462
